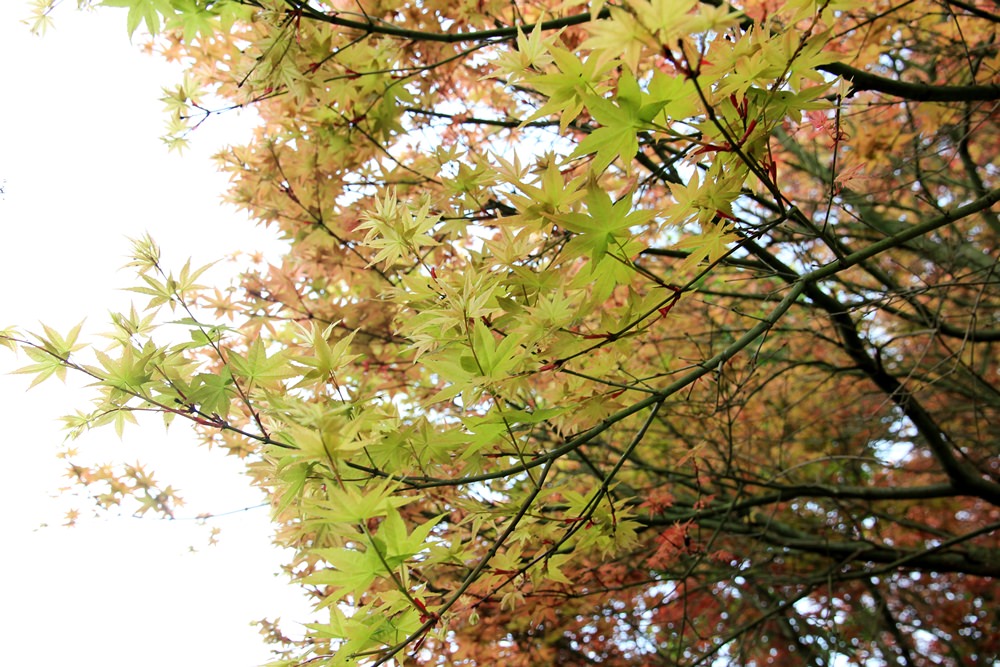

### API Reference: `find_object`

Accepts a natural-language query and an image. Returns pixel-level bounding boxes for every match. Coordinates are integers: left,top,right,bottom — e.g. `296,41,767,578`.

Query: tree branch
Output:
750,514,1000,577
819,63,1000,102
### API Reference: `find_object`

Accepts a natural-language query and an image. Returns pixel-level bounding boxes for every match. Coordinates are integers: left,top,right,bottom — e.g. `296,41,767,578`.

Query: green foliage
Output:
8,0,1000,665
96,0,248,39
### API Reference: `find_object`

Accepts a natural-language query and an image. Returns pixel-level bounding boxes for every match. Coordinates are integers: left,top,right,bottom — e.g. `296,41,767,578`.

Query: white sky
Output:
0,3,314,664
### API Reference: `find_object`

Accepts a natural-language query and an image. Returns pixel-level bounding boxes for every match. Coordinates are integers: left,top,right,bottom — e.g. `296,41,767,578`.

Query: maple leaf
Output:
557,187,653,262
674,222,741,271
228,338,296,388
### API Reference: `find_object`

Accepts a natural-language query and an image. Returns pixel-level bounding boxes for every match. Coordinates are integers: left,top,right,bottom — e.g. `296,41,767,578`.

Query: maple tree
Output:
8,0,1000,664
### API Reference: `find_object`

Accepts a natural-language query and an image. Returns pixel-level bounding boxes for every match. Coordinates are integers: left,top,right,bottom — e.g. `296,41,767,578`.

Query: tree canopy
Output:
8,0,1000,664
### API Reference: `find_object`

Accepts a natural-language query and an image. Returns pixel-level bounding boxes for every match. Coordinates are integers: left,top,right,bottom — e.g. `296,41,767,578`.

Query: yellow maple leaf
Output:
675,222,741,271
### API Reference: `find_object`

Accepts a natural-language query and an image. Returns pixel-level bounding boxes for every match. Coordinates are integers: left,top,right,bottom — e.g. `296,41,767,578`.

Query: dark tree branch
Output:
749,514,1000,577
819,62,1000,101
736,190,1000,507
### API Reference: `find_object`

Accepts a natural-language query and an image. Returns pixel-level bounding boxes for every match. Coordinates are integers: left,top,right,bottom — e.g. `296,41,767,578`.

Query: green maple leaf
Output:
374,508,445,567
92,344,156,395
522,47,616,130
188,370,235,418
229,338,296,388
13,321,86,387
558,188,653,263
676,222,742,271
101,0,174,38
306,547,381,598
571,69,669,173
165,0,219,42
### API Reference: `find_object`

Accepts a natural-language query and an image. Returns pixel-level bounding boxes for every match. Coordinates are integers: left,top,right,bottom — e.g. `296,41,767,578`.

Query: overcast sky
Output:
0,3,313,664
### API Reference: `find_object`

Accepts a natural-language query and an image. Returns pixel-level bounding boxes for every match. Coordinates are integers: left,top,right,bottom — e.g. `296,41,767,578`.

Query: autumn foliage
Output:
8,0,1000,664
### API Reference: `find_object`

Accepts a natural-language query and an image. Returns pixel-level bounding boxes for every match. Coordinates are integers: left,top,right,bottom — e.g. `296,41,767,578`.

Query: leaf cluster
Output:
10,0,1000,665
